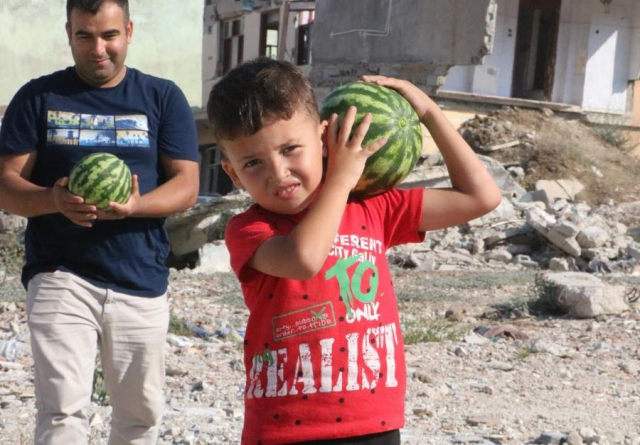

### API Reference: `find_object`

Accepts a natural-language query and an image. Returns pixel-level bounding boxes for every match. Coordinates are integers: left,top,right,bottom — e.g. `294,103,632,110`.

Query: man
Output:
0,0,199,443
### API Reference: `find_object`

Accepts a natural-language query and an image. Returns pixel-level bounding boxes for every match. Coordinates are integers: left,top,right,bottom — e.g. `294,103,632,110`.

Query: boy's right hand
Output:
324,105,387,191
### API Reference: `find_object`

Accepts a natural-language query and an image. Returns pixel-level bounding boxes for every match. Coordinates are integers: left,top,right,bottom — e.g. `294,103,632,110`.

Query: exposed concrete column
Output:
628,0,640,80
628,0,640,123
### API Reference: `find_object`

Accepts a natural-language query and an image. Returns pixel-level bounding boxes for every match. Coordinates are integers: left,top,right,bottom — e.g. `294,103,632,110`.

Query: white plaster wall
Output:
0,0,203,107
442,66,473,92
0,0,70,106
552,0,590,105
553,0,633,112
442,0,518,97
582,0,632,113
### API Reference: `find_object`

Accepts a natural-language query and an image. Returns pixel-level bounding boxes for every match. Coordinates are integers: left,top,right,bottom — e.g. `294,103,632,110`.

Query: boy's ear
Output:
320,119,329,157
221,159,244,189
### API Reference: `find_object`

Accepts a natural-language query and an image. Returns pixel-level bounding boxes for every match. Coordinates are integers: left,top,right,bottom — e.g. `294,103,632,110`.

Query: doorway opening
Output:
511,0,561,101
260,10,280,59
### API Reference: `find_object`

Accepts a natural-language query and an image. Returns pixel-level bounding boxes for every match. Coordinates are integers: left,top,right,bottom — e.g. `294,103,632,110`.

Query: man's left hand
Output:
96,174,141,220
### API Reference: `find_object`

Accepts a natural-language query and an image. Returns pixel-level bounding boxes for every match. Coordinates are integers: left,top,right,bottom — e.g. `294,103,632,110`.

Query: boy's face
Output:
221,110,327,215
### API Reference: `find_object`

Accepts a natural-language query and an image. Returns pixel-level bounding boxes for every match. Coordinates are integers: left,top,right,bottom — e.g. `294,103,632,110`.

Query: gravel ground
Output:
1,268,640,444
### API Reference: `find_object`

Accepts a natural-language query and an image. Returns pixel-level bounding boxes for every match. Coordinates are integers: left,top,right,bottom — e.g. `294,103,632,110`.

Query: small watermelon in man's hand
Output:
68,152,132,211
319,82,424,196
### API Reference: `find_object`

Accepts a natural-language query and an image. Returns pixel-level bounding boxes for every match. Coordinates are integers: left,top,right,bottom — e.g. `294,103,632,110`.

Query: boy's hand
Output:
361,75,435,122
325,105,386,190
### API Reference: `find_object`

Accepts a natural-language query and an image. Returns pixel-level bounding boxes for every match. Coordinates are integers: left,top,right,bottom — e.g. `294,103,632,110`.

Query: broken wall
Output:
310,0,497,91
443,0,518,97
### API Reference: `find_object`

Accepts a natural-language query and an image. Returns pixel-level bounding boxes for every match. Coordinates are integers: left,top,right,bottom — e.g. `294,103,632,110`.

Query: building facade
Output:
198,0,639,196
443,0,640,117
200,0,316,195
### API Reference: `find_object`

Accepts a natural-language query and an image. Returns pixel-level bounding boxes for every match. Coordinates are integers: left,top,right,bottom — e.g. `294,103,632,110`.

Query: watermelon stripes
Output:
68,152,132,211
319,82,423,196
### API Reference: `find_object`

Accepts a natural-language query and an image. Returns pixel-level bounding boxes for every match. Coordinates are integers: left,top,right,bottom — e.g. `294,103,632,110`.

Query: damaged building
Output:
197,0,640,197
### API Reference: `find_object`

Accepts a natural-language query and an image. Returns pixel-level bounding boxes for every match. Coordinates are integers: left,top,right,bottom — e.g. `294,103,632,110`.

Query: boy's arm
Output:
248,108,386,280
362,76,502,232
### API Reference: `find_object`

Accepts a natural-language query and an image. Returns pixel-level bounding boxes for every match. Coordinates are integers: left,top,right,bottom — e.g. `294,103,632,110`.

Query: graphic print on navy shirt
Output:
46,110,150,148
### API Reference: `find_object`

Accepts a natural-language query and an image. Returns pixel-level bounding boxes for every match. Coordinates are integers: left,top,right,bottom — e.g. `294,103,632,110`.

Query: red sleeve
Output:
368,188,425,247
225,206,277,284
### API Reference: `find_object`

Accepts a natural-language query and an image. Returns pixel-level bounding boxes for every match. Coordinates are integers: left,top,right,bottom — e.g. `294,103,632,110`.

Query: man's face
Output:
66,2,133,88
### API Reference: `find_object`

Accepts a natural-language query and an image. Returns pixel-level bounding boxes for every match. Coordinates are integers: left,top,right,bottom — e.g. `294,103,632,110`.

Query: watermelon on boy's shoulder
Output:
68,152,132,211
319,82,424,196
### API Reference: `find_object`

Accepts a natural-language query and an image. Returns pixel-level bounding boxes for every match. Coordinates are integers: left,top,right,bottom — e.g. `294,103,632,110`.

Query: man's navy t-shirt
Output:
0,67,198,297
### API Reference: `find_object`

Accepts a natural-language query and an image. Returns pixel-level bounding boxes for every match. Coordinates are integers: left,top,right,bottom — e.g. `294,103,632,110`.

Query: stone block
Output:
541,272,628,318
576,226,609,249
535,179,585,201
545,230,581,257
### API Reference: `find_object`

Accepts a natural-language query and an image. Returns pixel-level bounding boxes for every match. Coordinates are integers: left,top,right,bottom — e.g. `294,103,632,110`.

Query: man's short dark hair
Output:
66,0,130,22
207,57,320,142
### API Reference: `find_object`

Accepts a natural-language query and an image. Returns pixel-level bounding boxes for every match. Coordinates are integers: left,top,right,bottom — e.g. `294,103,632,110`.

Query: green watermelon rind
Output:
68,152,132,211
319,82,423,196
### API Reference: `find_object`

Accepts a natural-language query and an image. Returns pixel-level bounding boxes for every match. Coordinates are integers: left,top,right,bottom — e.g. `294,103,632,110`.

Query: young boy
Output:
207,57,502,445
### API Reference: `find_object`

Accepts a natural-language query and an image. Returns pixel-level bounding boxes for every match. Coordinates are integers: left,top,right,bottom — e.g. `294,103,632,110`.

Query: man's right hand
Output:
52,177,97,227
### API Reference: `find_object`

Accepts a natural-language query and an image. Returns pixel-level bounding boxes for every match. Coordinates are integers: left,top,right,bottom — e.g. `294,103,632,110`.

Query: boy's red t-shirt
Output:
226,188,425,445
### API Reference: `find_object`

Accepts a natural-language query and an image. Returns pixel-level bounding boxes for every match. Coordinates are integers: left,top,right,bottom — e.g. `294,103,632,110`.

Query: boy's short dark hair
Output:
66,0,130,21
207,57,320,142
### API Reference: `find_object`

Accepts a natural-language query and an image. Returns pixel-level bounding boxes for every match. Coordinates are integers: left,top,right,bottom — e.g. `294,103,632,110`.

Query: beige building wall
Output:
0,0,203,108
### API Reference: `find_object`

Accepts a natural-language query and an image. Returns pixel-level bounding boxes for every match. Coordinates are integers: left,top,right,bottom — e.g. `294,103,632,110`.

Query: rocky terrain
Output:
1,269,639,444
1,107,640,444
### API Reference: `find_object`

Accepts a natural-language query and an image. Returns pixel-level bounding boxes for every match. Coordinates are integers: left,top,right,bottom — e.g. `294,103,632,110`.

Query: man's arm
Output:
0,152,97,227
101,155,199,218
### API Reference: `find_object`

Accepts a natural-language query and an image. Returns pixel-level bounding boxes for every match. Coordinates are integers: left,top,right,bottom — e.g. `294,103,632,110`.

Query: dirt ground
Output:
458,107,640,207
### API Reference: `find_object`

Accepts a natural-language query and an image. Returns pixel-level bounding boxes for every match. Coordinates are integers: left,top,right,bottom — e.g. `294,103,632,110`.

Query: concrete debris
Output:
535,179,585,202
541,272,629,318
478,139,521,153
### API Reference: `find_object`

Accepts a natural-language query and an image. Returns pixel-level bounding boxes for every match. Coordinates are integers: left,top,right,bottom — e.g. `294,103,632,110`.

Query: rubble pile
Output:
458,107,640,207
458,106,545,154
0,213,26,299
395,193,640,276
